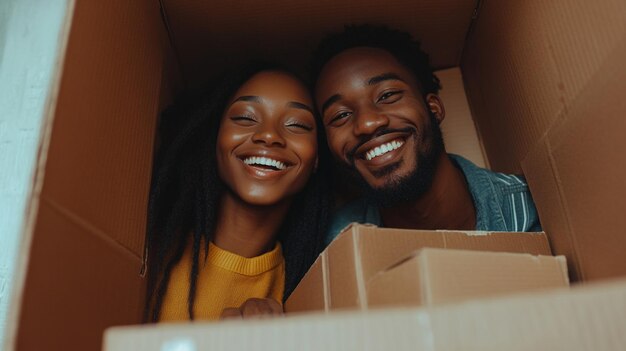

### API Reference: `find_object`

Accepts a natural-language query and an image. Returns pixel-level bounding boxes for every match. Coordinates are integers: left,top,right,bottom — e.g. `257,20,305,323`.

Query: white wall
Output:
0,0,69,346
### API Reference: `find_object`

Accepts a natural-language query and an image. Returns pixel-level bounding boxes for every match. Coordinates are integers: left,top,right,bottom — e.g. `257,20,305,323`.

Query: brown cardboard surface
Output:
16,202,145,351
286,224,551,312
522,34,626,281
103,279,626,351
10,0,626,349
11,0,173,349
367,249,569,308
366,255,424,308
352,225,551,283
4,1,77,350
284,259,326,312
161,0,479,88
437,67,487,169
462,0,626,173
40,0,165,257
326,231,360,309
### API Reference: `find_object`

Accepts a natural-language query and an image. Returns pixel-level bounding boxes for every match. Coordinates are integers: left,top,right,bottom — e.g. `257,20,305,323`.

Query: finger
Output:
220,307,242,320
241,298,283,318
265,298,283,315
242,299,271,318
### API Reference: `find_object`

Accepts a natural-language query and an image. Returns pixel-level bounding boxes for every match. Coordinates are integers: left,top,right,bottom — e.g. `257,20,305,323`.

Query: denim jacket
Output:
326,154,541,245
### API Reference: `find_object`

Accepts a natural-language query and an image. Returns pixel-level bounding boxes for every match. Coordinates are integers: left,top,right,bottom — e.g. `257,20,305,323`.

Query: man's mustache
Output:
346,127,416,165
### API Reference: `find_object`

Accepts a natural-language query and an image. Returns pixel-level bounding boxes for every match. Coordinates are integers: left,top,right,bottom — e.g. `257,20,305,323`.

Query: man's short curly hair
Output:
310,24,441,96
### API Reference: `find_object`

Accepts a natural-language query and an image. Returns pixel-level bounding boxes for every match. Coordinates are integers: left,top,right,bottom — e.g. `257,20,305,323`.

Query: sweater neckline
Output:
206,241,283,276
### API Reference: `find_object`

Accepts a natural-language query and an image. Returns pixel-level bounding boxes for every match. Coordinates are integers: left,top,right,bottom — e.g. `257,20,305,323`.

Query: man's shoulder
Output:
449,154,529,192
449,154,541,232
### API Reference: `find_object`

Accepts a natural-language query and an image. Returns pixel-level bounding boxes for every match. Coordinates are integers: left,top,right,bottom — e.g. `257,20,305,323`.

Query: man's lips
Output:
349,129,414,163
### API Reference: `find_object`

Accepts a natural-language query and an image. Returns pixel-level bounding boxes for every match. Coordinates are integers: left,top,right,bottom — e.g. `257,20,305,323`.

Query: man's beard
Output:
352,113,445,208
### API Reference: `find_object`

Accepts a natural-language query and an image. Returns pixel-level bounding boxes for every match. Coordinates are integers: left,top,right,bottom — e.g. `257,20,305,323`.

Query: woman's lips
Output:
242,156,288,170
238,155,292,180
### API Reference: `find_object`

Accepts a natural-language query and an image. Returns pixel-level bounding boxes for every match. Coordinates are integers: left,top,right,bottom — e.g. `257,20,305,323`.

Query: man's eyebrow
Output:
320,94,341,116
287,101,314,114
367,73,405,85
232,95,261,104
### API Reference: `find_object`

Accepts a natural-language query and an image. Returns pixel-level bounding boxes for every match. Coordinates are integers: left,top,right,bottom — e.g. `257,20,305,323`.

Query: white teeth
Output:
365,140,405,161
243,156,287,170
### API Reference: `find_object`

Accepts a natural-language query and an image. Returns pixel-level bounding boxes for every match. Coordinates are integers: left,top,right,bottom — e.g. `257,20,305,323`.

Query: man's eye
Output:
377,90,402,103
328,111,351,126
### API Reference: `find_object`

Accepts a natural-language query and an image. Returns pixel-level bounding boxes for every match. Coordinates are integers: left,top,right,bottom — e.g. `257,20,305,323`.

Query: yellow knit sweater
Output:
159,241,285,321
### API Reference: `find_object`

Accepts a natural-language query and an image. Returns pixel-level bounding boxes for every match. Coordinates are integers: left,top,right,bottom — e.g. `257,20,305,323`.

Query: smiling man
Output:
311,25,541,244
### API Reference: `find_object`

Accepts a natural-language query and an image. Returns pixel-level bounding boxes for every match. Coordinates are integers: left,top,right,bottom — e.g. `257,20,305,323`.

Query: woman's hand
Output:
220,298,283,320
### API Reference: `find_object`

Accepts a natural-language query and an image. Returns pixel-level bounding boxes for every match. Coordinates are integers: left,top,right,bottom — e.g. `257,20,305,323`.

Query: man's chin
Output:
358,159,437,209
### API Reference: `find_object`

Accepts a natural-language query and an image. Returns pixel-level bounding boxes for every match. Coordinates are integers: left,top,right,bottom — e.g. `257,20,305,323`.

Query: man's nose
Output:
251,124,286,147
353,107,390,136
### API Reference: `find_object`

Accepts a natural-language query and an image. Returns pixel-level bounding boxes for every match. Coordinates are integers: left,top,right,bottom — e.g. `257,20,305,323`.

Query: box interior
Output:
9,0,626,349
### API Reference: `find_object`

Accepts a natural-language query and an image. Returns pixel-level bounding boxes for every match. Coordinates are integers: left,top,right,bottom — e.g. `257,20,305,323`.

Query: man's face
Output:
315,47,444,205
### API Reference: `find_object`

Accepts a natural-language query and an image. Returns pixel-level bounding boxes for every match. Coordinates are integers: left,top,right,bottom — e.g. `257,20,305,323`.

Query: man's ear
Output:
425,93,445,124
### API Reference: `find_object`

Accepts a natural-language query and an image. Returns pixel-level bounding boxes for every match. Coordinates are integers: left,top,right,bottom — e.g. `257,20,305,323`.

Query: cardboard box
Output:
285,224,552,312
6,0,626,350
367,248,569,308
103,279,626,351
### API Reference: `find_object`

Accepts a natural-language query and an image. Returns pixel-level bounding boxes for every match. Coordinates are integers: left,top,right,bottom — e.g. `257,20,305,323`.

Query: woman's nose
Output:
251,125,286,147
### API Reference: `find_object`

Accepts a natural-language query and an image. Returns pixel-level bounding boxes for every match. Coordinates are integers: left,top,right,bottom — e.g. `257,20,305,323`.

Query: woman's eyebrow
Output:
287,101,314,113
232,95,261,104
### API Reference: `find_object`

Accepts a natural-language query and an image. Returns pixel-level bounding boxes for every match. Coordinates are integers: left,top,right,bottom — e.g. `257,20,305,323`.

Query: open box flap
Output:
522,34,626,281
12,0,172,349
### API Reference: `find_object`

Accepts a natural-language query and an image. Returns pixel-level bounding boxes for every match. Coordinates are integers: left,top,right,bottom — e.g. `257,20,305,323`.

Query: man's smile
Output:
364,139,404,161
348,128,414,170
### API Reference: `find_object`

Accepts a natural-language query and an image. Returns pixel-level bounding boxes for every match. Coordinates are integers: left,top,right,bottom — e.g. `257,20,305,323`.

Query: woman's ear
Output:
314,156,319,173
425,93,445,124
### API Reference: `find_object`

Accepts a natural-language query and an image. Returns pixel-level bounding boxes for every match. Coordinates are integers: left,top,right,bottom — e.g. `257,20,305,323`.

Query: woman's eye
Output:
230,115,257,125
285,121,313,132
328,111,351,126
377,90,402,103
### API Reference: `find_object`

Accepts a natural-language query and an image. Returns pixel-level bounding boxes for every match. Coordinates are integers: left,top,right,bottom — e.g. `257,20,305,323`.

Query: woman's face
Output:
216,70,318,206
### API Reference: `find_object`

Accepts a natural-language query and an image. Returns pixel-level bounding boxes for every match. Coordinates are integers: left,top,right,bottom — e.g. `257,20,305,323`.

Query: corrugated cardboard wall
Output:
162,0,479,88
16,0,168,349
462,0,626,280
462,0,626,173
522,35,626,281
437,67,487,169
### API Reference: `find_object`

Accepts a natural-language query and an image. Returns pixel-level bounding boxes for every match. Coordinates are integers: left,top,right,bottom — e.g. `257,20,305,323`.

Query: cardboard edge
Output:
522,137,583,280
330,223,377,245
321,251,330,312
555,255,570,286
420,250,432,306
437,229,546,237
3,1,77,350
352,225,368,310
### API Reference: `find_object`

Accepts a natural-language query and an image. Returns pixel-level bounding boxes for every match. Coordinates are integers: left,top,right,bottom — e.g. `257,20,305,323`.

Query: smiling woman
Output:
143,62,331,322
